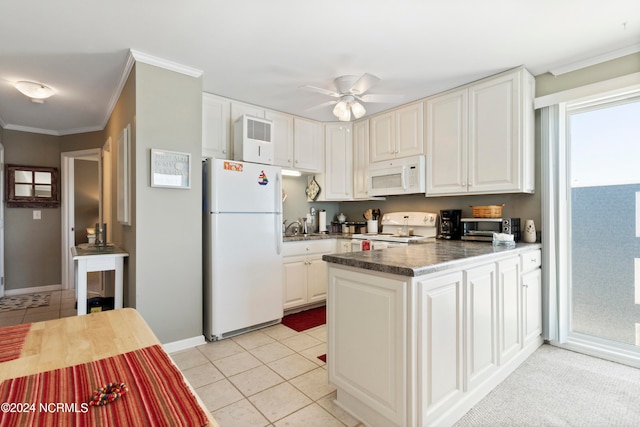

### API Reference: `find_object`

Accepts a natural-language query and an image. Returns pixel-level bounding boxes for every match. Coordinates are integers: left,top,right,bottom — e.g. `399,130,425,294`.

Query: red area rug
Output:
0,344,208,427
281,306,326,332
0,323,32,363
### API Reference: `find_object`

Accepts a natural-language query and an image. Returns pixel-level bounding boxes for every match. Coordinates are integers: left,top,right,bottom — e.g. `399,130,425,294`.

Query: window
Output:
5,164,59,208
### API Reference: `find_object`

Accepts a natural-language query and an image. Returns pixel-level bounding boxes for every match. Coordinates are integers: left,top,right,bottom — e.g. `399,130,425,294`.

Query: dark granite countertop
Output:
283,233,350,242
322,240,542,277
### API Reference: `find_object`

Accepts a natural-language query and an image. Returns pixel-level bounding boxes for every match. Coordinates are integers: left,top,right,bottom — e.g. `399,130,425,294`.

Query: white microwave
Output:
367,155,426,196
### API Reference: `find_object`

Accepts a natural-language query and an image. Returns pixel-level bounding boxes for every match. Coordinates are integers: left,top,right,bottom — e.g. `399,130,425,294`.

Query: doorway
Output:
561,95,640,364
61,149,102,290
0,141,4,298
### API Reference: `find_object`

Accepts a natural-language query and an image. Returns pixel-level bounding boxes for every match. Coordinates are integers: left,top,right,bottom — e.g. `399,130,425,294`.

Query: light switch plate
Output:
33,210,41,220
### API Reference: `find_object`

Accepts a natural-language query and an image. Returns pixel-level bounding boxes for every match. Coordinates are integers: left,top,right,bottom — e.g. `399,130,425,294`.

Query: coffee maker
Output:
438,209,462,240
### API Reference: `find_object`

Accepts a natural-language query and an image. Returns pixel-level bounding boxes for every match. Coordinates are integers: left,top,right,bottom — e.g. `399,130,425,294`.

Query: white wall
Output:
134,62,203,344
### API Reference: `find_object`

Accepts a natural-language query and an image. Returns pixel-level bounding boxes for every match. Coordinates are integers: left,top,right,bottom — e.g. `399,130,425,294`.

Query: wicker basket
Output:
470,204,504,218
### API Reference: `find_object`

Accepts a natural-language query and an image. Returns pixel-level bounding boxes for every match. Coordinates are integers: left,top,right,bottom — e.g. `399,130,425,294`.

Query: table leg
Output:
114,257,124,309
76,259,88,316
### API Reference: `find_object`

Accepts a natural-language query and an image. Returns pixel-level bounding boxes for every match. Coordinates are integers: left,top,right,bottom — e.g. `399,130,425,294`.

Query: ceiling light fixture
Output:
333,95,366,122
14,81,54,102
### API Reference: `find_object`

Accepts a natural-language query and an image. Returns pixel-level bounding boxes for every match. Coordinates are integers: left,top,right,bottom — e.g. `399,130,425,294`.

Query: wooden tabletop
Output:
0,308,218,426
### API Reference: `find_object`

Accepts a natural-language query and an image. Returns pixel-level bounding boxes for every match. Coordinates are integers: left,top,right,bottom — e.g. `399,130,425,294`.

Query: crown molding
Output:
549,44,640,76
129,49,203,78
2,123,103,136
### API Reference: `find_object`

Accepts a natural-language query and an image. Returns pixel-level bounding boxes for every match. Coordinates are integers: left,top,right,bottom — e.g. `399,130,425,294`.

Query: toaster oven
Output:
461,218,521,242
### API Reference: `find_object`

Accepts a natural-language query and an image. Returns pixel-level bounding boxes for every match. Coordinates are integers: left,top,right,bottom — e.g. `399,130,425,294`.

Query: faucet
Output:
285,221,301,236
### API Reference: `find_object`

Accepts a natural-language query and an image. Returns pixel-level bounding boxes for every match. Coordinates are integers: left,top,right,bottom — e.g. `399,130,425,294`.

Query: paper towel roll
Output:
319,210,327,232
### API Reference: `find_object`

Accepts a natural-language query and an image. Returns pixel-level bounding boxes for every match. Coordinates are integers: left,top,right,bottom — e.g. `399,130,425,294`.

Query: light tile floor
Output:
171,323,364,427
0,291,363,426
0,289,78,326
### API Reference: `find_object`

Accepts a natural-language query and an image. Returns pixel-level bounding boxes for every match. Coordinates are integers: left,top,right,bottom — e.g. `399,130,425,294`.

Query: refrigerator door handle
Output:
275,172,282,255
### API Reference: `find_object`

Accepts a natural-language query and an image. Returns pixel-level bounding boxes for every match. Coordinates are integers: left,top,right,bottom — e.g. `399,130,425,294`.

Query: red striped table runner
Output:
0,344,209,427
0,323,32,363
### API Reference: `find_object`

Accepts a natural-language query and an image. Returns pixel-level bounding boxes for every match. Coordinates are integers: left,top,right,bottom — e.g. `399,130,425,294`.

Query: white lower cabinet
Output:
328,268,408,427
328,247,543,427
497,256,521,365
282,240,334,310
417,271,464,426
464,263,498,391
521,250,542,346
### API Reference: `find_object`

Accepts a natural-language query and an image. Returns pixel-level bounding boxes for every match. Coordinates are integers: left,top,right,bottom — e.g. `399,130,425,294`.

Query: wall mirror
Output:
6,164,59,207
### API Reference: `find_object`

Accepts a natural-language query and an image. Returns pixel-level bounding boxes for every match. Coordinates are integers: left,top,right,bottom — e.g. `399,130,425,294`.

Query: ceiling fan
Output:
301,73,400,121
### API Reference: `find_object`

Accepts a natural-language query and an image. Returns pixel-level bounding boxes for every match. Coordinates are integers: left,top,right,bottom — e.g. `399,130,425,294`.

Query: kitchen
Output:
1,1,640,425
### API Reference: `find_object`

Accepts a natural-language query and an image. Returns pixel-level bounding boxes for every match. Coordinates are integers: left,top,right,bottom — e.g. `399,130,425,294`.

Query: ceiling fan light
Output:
337,109,351,121
15,81,54,100
351,101,366,119
333,100,350,120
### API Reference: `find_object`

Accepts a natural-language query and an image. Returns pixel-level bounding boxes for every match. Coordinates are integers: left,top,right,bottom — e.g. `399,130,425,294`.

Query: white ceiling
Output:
1,0,639,136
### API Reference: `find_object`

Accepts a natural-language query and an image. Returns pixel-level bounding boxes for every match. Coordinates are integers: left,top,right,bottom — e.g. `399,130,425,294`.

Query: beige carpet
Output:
455,344,640,426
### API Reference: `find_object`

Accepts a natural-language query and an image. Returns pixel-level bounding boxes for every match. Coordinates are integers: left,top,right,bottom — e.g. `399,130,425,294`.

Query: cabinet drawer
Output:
520,249,541,272
283,239,336,257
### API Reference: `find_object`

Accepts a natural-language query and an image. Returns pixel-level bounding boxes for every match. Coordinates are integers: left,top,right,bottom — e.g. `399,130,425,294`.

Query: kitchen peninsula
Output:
323,241,543,427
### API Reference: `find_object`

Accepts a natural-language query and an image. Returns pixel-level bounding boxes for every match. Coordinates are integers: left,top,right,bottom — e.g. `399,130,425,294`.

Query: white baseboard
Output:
164,335,206,354
5,284,64,296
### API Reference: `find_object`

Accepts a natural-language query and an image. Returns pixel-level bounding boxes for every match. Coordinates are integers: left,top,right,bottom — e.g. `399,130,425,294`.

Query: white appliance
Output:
203,158,283,340
351,211,437,251
234,114,274,164
367,155,426,196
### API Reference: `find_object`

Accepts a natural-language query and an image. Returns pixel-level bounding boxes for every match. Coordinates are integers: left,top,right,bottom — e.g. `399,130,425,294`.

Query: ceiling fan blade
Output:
299,84,341,98
304,100,337,112
350,73,381,95
359,93,406,103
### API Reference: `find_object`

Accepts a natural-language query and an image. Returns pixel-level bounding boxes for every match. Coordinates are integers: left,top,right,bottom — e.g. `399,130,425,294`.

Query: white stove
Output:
351,212,438,250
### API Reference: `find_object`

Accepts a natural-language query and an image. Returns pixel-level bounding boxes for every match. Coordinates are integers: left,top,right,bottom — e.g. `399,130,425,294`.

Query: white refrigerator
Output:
204,158,283,340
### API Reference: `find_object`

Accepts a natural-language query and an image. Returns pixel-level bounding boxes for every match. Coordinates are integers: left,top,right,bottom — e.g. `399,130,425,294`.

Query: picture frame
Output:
150,149,191,189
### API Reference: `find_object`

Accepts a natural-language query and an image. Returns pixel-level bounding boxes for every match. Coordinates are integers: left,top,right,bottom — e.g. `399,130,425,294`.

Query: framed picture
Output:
117,124,131,225
151,149,191,189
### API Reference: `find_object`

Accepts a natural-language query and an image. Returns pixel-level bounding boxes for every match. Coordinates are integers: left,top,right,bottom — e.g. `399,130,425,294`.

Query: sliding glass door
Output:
565,96,640,357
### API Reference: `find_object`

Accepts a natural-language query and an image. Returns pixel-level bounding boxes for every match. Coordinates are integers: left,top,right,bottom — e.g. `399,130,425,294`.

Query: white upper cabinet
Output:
353,119,371,200
266,110,294,168
426,67,535,196
370,101,424,162
323,123,353,200
202,93,231,159
293,117,324,172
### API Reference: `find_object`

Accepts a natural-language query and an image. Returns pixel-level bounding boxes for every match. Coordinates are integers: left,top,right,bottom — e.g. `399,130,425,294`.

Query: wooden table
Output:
0,309,219,426
71,244,128,315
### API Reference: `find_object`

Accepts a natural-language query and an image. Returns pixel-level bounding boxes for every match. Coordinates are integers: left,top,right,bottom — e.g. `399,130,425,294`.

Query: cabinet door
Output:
324,124,353,200
468,72,521,193
522,268,542,346
328,267,408,426
417,271,464,425
395,101,424,158
293,118,323,172
370,111,396,162
464,263,498,391
202,93,231,159
425,90,468,196
283,258,308,309
497,256,521,364
266,110,294,168
352,119,370,199
307,256,327,304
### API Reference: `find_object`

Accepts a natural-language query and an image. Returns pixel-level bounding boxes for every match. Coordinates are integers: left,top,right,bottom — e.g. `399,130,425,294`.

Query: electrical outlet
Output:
33,210,41,220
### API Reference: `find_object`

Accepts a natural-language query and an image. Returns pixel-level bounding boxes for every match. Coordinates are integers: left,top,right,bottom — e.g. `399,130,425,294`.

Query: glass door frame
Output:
554,91,640,368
